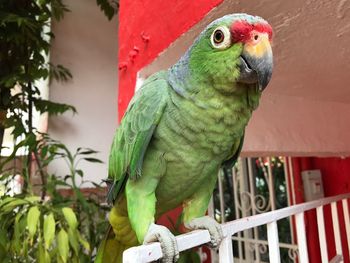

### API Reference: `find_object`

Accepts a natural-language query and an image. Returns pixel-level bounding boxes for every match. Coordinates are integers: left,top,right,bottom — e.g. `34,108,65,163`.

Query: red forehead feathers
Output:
230,20,273,43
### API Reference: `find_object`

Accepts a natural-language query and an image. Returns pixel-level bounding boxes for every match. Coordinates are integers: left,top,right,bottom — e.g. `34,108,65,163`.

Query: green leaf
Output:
45,251,51,263
96,0,118,20
0,243,7,261
83,157,103,163
33,98,76,116
43,213,55,249
49,63,72,83
0,133,37,169
78,148,99,155
190,251,201,263
76,169,83,177
24,196,41,203
36,239,52,263
27,206,41,240
68,228,79,255
1,199,27,213
41,145,48,159
0,197,15,207
51,1,70,21
77,233,90,252
0,228,7,248
22,238,28,258
57,229,69,263
62,207,78,229
37,242,46,263
13,212,23,253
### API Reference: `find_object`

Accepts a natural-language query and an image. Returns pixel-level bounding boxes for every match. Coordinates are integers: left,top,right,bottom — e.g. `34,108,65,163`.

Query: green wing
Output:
221,134,244,170
107,71,169,202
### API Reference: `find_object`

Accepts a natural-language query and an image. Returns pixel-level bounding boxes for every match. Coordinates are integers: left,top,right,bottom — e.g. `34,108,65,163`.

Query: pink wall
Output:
243,94,350,156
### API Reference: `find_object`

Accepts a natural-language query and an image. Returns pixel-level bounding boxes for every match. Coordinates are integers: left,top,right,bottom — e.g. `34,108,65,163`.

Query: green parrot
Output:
96,13,273,263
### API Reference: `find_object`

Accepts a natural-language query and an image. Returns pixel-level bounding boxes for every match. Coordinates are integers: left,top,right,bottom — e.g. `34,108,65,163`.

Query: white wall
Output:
49,0,118,185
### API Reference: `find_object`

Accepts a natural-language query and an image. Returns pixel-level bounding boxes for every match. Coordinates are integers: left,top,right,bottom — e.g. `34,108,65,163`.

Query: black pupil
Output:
254,35,259,40
214,30,224,43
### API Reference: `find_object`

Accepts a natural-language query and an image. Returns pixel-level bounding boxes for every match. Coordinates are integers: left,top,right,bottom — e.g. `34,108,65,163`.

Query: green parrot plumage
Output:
96,13,273,263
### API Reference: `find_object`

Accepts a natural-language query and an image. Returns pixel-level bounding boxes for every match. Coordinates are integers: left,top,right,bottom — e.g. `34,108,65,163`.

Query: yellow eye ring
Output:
210,26,231,49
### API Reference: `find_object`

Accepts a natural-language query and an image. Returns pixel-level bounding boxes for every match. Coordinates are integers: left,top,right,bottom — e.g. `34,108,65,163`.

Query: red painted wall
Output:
292,157,350,263
118,0,223,122
311,157,350,263
311,157,350,196
291,158,321,263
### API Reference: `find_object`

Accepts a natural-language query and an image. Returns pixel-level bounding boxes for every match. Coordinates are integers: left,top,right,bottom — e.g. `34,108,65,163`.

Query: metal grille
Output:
210,157,298,262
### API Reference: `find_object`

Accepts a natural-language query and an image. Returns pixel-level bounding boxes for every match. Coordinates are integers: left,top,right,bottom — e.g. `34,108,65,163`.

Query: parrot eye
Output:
210,26,231,49
214,30,224,43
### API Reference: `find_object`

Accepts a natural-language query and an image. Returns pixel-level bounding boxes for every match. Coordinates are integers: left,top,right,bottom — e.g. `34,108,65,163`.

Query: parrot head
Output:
184,13,273,93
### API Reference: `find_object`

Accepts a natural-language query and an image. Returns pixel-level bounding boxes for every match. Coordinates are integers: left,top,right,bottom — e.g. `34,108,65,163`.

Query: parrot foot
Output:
143,223,179,263
185,216,223,248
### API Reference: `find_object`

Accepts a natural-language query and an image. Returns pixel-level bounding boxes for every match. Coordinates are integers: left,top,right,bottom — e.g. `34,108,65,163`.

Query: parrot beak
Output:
237,35,273,91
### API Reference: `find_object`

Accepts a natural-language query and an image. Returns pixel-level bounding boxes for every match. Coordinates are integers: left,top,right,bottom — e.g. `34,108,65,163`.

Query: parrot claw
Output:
185,216,223,248
143,223,179,263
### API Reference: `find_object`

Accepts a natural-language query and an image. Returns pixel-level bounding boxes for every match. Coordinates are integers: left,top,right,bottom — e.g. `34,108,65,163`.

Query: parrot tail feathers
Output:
95,201,139,263
94,226,132,263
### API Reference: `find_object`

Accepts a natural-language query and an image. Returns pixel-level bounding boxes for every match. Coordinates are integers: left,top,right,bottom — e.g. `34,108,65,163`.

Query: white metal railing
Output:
213,157,298,262
123,193,350,263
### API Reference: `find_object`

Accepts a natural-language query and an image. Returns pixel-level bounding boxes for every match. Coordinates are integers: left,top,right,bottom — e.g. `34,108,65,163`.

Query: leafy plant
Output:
0,1,116,262
0,196,89,263
0,133,109,262
0,0,75,153
0,0,117,152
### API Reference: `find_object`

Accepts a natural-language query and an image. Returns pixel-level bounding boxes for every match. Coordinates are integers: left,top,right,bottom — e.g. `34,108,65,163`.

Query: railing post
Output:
296,212,309,263
219,236,234,263
248,157,262,262
232,166,243,260
267,157,276,210
267,221,281,263
218,170,225,223
342,199,350,260
316,205,329,263
240,158,254,262
331,201,343,260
